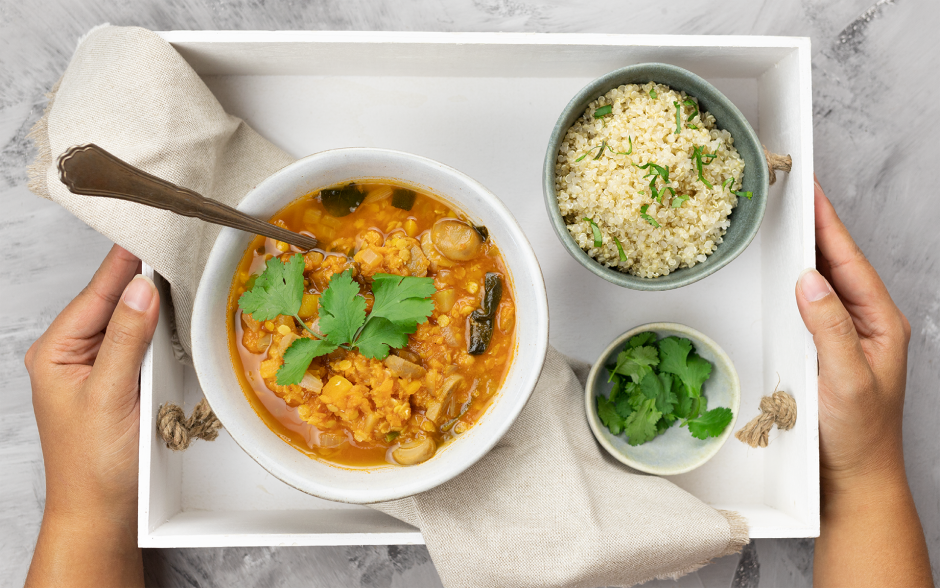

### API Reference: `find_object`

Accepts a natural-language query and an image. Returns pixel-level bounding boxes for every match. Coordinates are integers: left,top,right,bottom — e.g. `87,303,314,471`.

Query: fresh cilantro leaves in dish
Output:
239,256,435,386
734,190,753,199
684,407,734,440
613,235,627,262
238,255,306,323
596,331,733,446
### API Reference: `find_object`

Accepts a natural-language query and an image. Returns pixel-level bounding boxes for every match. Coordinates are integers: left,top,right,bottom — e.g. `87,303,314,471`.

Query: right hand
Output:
795,178,911,495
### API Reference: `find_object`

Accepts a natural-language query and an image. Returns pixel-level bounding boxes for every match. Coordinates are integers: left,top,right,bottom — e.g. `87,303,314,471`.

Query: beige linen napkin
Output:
29,25,747,587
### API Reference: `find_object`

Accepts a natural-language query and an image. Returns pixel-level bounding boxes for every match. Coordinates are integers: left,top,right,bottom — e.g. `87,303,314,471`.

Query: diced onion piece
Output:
300,372,323,393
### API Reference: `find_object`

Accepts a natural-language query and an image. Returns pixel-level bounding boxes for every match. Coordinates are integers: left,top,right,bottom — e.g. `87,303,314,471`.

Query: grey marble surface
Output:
1,0,938,586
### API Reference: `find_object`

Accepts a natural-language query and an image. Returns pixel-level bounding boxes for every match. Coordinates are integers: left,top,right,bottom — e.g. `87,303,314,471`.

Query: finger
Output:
814,179,899,339
83,275,160,409
795,268,873,388
45,245,142,346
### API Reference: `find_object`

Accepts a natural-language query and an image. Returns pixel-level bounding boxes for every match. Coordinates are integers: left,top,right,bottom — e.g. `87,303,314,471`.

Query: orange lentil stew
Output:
227,181,516,467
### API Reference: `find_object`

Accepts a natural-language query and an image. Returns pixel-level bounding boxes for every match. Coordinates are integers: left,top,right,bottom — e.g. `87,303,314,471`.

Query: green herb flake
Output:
734,190,753,199
673,101,682,134
575,144,603,162
686,124,699,130
640,204,660,228
693,146,715,188
607,136,633,155
593,104,613,118
683,98,699,122
649,89,658,99
583,217,603,247
671,194,690,208
722,177,734,190
613,236,627,262
593,140,607,160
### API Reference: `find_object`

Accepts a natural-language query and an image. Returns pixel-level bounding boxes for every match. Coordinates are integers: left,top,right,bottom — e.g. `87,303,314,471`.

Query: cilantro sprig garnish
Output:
596,332,733,446
673,101,682,134
238,255,435,386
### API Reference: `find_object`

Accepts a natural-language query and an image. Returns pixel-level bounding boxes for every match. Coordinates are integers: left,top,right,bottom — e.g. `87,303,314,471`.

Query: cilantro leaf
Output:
369,274,436,327
639,371,678,415
276,338,338,386
613,384,636,420
609,344,660,384
684,407,734,440
238,254,305,321
597,395,625,435
627,332,657,349
624,398,662,446
657,336,713,398
318,269,366,346
354,316,412,359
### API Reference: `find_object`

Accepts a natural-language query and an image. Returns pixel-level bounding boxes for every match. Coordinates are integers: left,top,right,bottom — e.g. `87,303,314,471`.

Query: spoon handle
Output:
57,144,318,251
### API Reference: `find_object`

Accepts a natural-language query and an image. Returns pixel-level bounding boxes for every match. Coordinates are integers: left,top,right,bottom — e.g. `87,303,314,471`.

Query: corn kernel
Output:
277,324,292,335
404,219,419,237
275,240,290,252
337,360,352,371
467,282,479,294
264,321,275,332
438,315,451,327
454,422,468,434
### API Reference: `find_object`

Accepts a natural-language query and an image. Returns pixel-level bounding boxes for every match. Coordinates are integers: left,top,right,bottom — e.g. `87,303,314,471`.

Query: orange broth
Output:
227,181,516,467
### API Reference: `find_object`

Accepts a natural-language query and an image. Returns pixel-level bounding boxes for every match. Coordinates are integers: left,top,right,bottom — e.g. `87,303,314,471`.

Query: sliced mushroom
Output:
393,348,423,366
426,375,465,423
384,354,427,379
420,233,454,271
431,219,483,261
392,437,437,465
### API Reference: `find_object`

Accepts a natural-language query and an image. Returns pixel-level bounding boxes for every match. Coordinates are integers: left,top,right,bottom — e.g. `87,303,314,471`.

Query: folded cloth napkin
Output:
29,25,748,587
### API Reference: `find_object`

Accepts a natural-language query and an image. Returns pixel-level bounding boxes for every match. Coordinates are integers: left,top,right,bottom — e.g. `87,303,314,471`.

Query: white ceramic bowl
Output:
584,323,740,476
192,148,548,503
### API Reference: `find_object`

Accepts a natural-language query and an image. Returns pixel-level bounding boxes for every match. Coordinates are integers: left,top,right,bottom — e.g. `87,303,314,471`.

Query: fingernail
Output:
798,268,831,302
123,275,155,312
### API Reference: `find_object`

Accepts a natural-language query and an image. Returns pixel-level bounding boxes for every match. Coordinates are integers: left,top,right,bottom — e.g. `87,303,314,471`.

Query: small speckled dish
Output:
543,63,769,291
585,322,740,476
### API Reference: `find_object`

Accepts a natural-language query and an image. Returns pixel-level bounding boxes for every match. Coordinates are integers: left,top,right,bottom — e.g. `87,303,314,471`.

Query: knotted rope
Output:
764,146,792,185
157,398,222,451
734,390,797,448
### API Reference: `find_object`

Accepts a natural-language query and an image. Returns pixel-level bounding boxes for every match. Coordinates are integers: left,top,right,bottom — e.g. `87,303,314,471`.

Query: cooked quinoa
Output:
554,82,746,278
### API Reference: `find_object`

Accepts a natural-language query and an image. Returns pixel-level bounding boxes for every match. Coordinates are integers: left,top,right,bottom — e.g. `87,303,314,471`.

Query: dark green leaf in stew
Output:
320,183,366,217
391,188,417,211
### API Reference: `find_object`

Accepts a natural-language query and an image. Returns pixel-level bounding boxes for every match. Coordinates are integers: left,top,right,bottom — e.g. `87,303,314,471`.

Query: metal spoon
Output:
57,144,319,251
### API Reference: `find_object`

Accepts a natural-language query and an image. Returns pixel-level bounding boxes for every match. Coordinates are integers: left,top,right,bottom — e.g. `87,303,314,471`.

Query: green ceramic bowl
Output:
543,63,768,290
584,323,740,476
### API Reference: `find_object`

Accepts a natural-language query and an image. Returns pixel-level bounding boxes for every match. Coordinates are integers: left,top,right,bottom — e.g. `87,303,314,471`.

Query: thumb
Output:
795,268,870,386
85,275,160,406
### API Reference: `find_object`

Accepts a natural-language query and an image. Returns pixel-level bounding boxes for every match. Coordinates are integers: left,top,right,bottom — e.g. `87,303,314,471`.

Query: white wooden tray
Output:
139,31,817,547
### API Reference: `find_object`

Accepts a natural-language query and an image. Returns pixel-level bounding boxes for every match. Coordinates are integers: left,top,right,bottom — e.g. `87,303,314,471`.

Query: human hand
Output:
25,244,157,587
795,178,911,494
